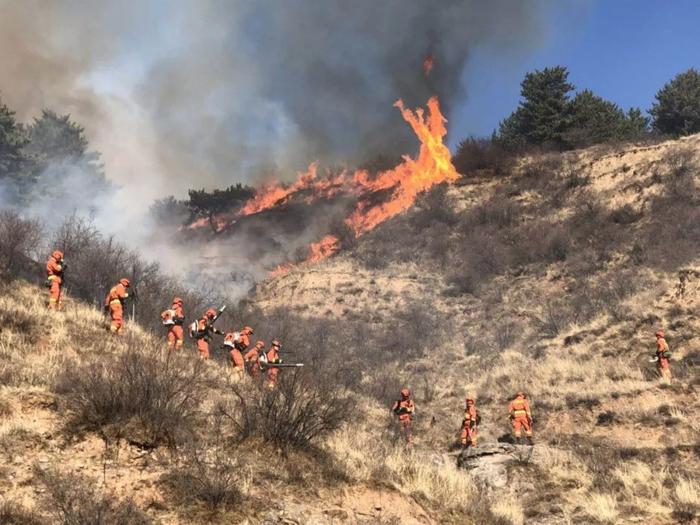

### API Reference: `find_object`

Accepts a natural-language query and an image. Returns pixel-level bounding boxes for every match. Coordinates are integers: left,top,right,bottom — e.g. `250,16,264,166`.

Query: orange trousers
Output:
48,279,62,309
266,367,279,388
657,357,672,379
512,415,533,438
109,303,124,333
398,416,413,444
167,325,184,350
249,362,261,379
196,338,209,359
230,348,244,372
460,424,478,447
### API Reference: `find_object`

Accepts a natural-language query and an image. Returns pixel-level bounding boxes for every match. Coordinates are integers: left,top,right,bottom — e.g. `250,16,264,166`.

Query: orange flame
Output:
180,97,457,275
343,96,457,236
265,96,457,276
308,235,340,263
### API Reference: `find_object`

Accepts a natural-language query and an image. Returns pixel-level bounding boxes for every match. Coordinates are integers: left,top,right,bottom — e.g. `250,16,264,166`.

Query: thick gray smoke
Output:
0,0,552,293
0,0,550,202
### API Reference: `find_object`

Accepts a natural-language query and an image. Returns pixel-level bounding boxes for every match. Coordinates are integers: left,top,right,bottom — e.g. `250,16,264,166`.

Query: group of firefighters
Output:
46,250,287,389
47,249,675,446
391,328,673,447
392,388,533,448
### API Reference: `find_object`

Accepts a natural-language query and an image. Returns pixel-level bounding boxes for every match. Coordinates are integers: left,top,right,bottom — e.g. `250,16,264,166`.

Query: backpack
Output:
161,309,176,326
189,320,204,339
475,410,482,426
223,331,241,348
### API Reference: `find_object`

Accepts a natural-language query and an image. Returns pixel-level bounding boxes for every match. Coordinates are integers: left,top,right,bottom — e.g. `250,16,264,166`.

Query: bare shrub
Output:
410,184,458,229
162,423,246,512
493,321,522,351
445,269,479,296
222,370,352,450
54,349,207,447
609,204,641,225
49,214,220,331
0,498,45,525
462,194,521,230
0,211,42,278
34,466,150,525
537,300,574,338
453,137,515,177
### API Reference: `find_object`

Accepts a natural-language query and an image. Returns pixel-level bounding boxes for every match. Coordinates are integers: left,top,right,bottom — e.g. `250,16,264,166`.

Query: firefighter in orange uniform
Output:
162,297,185,350
460,397,479,449
104,278,130,334
265,340,282,389
655,330,672,380
46,250,66,310
392,388,415,445
244,340,265,379
508,392,533,445
193,308,223,359
223,326,254,374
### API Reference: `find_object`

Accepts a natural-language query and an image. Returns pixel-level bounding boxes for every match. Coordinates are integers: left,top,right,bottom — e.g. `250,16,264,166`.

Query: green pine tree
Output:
0,95,30,195
496,66,574,149
650,69,700,135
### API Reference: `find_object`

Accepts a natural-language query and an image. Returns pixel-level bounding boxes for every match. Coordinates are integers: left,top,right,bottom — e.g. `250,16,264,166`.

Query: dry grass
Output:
586,493,619,524
326,419,477,513
675,478,700,507
490,496,524,525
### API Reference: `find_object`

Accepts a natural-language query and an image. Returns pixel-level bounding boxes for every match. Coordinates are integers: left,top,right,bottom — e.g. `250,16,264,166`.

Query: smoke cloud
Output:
0,0,551,200
0,0,552,292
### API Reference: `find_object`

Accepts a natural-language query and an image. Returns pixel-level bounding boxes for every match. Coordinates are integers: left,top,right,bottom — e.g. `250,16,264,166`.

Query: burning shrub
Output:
54,348,207,447
34,466,150,525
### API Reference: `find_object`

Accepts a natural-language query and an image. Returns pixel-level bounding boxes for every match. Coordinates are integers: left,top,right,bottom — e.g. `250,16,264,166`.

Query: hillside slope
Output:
1,134,698,525
254,134,700,524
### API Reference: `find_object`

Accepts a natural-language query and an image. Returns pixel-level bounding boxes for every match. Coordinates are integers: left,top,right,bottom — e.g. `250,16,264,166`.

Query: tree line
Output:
454,67,700,174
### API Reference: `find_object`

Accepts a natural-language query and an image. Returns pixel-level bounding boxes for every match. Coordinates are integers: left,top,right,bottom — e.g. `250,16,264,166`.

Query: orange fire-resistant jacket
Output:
508,396,531,419
105,283,129,307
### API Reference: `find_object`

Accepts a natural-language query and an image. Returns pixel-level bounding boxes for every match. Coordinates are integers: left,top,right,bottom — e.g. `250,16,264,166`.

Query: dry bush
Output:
162,423,249,512
47,214,220,332
410,184,459,229
537,299,575,338
0,211,42,278
0,498,45,525
453,137,515,177
34,466,150,525
54,348,208,447
222,370,352,450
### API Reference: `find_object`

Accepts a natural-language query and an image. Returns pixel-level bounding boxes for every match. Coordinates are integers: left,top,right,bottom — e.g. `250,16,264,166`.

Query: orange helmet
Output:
119,278,130,287
52,250,63,260
173,297,183,305
655,330,665,338
400,388,410,398
242,326,254,335
271,339,281,348
465,397,475,404
255,340,265,348
205,308,217,318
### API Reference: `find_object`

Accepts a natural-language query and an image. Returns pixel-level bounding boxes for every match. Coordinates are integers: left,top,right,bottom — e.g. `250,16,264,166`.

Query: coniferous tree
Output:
650,68,700,135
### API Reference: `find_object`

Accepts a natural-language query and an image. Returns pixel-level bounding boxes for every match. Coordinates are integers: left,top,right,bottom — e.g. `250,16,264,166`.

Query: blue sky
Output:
449,0,700,145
